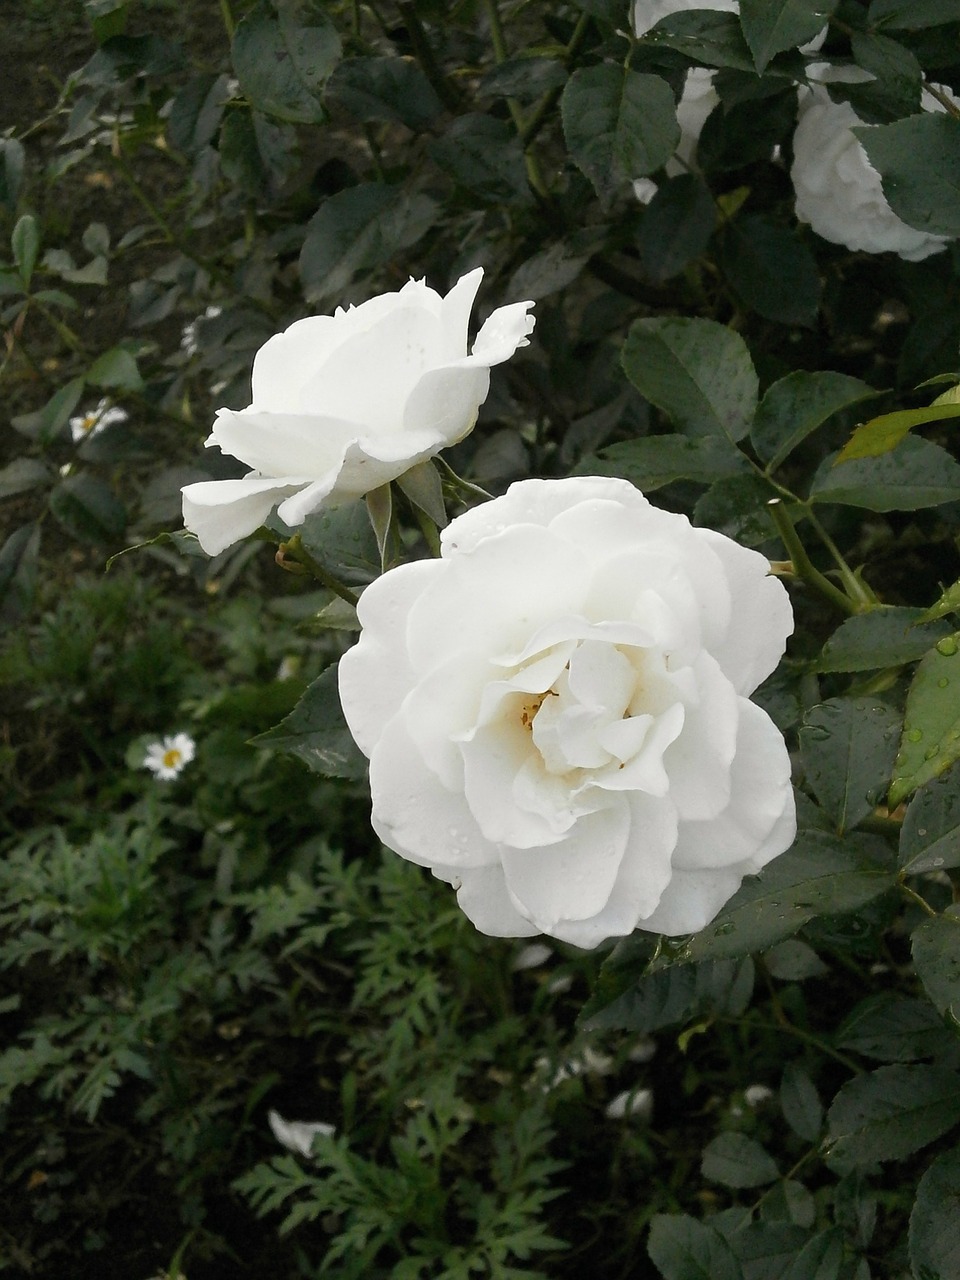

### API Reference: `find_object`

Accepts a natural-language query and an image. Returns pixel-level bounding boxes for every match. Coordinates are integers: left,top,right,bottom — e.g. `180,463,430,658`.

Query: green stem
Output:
395,2,462,111
898,881,940,919
481,0,551,200
276,534,359,606
218,0,235,40
804,506,879,608
766,499,859,615
519,11,591,148
434,455,493,504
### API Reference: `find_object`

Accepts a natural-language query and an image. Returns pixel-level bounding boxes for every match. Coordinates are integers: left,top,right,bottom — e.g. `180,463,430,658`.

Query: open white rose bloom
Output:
181,270,535,556
792,67,958,261
339,477,796,950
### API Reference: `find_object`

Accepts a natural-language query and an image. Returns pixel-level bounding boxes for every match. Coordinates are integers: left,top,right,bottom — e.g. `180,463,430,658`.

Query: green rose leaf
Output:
809,437,960,511
799,698,901,834
325,55,442,130
856,114,960,239
701,1133,779,1188
642,11,759,73
11,212,39,290
721,215,821,327
0,523,41,624
0,458,51,500
836,402,960,464
816,607,952,673
87,346,143,391
232,0,339,124
580,956,753,1033
909,1147,960,1280
899,765,960,873
824,1064,960,1173
561,65,679,198
665,830,896,964
739,0,837,75
48,474,127,543
911,910,960,1025
846,31,922,122
837,993,956,1062
889,635,960,807
10,377,85,443
574,434,750,490
780,1063,823,1141
782,1232,844,1280
693,474,777,548
429,114,531,204
621,316,758,442
299,183,438,304
750,370,878,471
647,1214,745,1280
638,175,716,283
867,0,960,32
251,662,367,780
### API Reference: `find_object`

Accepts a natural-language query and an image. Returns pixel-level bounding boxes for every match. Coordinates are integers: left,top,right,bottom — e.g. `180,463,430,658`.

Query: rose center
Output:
519,690,556,730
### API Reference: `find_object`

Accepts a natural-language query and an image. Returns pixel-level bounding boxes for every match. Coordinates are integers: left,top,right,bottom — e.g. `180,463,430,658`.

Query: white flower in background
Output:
143,733,196,781
339,476,796,949
606,1087,654,1120
181,270,535,556
69,398,128,443
180,304,223,357
512,942,553,971
268,1109,335,1158
792,66,959,260
744,1083,775,1107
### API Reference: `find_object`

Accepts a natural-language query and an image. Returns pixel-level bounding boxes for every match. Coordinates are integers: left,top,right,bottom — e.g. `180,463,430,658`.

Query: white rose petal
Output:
267,1109,335,1158
181,271,535,556
792,67,959,260
339,477,796,950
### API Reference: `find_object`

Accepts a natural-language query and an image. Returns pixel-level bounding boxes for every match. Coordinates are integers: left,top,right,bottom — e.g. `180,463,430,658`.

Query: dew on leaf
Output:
936,635,958,657
906,728,923,743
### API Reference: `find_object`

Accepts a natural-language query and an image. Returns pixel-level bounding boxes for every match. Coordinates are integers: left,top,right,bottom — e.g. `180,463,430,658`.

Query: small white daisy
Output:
143,733,196,781
180,304,223,356
69,398,128,443
268,1109,335,1158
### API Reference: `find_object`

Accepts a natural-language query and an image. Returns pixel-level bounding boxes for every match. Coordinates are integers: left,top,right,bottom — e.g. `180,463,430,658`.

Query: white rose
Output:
792,68,957,261
338,477,796,950
181,270,535,556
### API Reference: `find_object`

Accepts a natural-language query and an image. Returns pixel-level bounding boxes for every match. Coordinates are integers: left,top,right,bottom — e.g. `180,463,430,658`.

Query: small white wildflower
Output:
143,732,196,781
181,304,223,357
538,1046,614,1090
546,973,574,995
744,1083,774,1108
628,1037,657,1064
512,943,553,971
268,1109,335,1158
606,1087,654,1121
69,398,128,443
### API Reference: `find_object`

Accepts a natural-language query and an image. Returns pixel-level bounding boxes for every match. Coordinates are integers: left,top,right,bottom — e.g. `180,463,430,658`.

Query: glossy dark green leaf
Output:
782,1231,844,1280
251,663,367,780
750,370,877,471
581,956,754,1033
299,501,381,584
909,1147,960,1280
642,11,766,73
846,32,922,122
837,993,956,1061
508,241,591,301
780,1063,823,1141
647,1214,745,1280
326,55,442,129
824,1064,960,1173
739,0,836,74
430,114,530,204
816,607,951,673
721,215,821,327
621,316,758,442
889,635,960,807
299,183,438,303
0,458,51,500
693,474,777,547
702,1134,779,1188
11,213,39,289
911,910,960,1024
87,346,143,391
726,1223,810,1276
10,377,85,442
479,56,568,103
867,0,960,30
561,65,679,198
856,114,960,239
575,434,750,490
799,698,901,834
0,523,41,625
232,0,339,124
48,474,127,543
809,437,960,511
900,765,960,873
638,174,716,282
669,830,896,964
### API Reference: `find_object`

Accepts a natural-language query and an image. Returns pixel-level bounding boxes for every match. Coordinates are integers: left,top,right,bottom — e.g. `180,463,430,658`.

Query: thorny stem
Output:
481,0,551,200
276,534,359,607
766,499,860,615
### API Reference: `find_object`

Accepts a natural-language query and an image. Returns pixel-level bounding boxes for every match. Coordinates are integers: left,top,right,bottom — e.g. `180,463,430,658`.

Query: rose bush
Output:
181,270,535,555
339,477,796,949
792,68,957,261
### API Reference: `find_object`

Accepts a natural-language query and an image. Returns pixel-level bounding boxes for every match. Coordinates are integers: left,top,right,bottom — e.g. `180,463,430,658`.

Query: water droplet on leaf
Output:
936,636,958,657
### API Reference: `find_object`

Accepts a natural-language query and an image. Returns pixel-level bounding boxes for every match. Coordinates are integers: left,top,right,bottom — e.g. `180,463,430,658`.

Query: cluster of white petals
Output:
181,270,535,556
339,477,796,950
792,66,958,260
143,732,196,781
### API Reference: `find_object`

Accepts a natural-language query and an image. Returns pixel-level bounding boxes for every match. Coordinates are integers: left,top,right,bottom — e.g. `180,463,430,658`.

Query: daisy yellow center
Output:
80,414,98,433
162,748,183,768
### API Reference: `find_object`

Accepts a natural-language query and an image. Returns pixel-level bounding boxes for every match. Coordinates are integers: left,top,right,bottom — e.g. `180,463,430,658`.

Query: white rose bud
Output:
181,270,535,556
792,66,959,261
339,477,796,950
